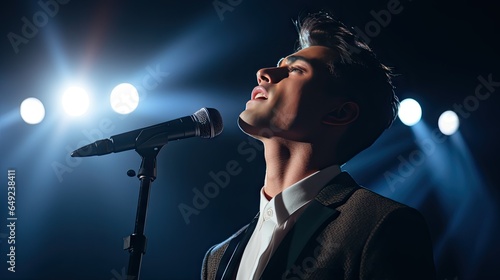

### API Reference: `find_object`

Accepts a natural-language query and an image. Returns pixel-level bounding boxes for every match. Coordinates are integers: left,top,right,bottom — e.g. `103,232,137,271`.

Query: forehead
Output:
278,46,336,67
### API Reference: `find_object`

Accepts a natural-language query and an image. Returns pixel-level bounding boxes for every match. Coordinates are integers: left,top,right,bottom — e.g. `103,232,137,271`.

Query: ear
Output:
322,102,359,126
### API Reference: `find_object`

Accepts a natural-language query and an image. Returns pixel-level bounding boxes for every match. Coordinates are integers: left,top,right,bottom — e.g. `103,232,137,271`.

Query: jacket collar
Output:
315,171,360,207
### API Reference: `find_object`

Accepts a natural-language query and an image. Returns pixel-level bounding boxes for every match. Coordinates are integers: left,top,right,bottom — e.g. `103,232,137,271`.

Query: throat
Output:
262,143,316,198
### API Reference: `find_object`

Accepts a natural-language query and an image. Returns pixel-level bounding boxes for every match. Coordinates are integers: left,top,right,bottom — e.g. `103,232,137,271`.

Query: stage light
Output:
62,86,89,116
398,98,422,126
110,83,139,114
438,110,459,135
20,97,45,124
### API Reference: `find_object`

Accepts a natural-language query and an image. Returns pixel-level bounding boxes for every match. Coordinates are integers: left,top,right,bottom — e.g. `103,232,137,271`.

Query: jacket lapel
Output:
284,200,339,268
217,214,259,280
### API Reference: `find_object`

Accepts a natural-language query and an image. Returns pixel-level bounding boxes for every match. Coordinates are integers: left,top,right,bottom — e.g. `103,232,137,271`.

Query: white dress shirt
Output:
236,165,341,280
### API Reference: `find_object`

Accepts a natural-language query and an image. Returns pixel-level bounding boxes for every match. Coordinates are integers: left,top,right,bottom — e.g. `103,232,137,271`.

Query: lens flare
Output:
20,97,45,124
438,110,460,135
398,98,422,126
110,83,139,114
62,86,89,116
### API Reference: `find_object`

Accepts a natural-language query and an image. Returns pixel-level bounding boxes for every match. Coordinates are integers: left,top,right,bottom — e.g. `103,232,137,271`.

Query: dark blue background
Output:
0,0,498,279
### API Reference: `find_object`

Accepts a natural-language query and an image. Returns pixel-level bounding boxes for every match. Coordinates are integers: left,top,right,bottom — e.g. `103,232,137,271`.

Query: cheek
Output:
273,94,300,111
270,79,324,128
294,90,333,127
270,94,304,129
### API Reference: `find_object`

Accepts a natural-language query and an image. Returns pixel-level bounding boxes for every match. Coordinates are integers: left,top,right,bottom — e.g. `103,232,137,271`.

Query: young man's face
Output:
239,46,344,141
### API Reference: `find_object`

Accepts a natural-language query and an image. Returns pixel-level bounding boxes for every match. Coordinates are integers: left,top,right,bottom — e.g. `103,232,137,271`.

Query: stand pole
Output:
123,147,160,280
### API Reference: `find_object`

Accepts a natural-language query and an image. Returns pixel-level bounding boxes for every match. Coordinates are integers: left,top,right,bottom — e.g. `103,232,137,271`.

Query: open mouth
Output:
251,86,269,101
254,93,268,100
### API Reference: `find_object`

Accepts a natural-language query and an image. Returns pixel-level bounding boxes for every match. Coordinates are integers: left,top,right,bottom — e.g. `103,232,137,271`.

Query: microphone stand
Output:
123,131,169,280
68,108,221,279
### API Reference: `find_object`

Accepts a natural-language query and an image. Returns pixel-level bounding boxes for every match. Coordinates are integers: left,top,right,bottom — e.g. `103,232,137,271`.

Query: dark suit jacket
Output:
201,172,436,279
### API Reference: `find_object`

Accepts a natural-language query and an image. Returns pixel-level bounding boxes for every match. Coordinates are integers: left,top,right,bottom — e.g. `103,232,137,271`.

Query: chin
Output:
239,117,287,141
237,113,270,138
238,115,257,136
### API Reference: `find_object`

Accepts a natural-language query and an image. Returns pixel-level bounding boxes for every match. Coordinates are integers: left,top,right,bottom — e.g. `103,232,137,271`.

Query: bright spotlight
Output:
62,86,89,116
20,98,45,124
438,110,460,135
110,83,139,114
398,98,422,126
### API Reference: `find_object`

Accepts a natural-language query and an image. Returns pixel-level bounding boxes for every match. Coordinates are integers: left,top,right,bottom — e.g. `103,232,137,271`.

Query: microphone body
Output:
71,108,222,157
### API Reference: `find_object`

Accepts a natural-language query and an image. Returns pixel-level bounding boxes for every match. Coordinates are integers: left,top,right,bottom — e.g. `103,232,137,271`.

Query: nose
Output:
256,67,287,84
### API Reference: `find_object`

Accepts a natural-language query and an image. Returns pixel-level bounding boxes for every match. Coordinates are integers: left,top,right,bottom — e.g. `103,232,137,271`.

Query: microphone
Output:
71,108,223,157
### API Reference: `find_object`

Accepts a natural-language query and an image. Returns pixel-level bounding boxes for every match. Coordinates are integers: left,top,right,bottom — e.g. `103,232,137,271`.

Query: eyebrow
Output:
277,55,312,67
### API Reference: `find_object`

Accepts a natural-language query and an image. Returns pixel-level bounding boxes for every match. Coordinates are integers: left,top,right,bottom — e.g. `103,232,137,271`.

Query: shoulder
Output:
317,172,429,243
349,186,409,213
340,182,426,230
356,191,436,278
314,174,436,278
318,171,412,217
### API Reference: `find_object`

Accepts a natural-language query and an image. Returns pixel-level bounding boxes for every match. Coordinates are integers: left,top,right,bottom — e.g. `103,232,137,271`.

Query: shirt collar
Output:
259,165,341,225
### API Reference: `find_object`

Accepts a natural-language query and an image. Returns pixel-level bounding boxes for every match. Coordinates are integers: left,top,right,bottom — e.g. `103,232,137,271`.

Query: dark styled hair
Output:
296,12,399,164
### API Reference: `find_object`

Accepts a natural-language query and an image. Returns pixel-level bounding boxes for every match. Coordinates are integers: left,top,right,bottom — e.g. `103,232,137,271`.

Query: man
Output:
202,12,436,280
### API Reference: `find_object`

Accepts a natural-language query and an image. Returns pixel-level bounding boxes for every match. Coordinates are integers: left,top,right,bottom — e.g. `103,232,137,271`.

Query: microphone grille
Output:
193,108,223,138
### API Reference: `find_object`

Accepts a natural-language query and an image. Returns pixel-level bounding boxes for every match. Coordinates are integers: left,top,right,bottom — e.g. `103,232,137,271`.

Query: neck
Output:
261,137,336,198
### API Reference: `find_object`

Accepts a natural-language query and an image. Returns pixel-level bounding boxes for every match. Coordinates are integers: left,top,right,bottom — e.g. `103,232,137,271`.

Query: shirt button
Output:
266,208,273,218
